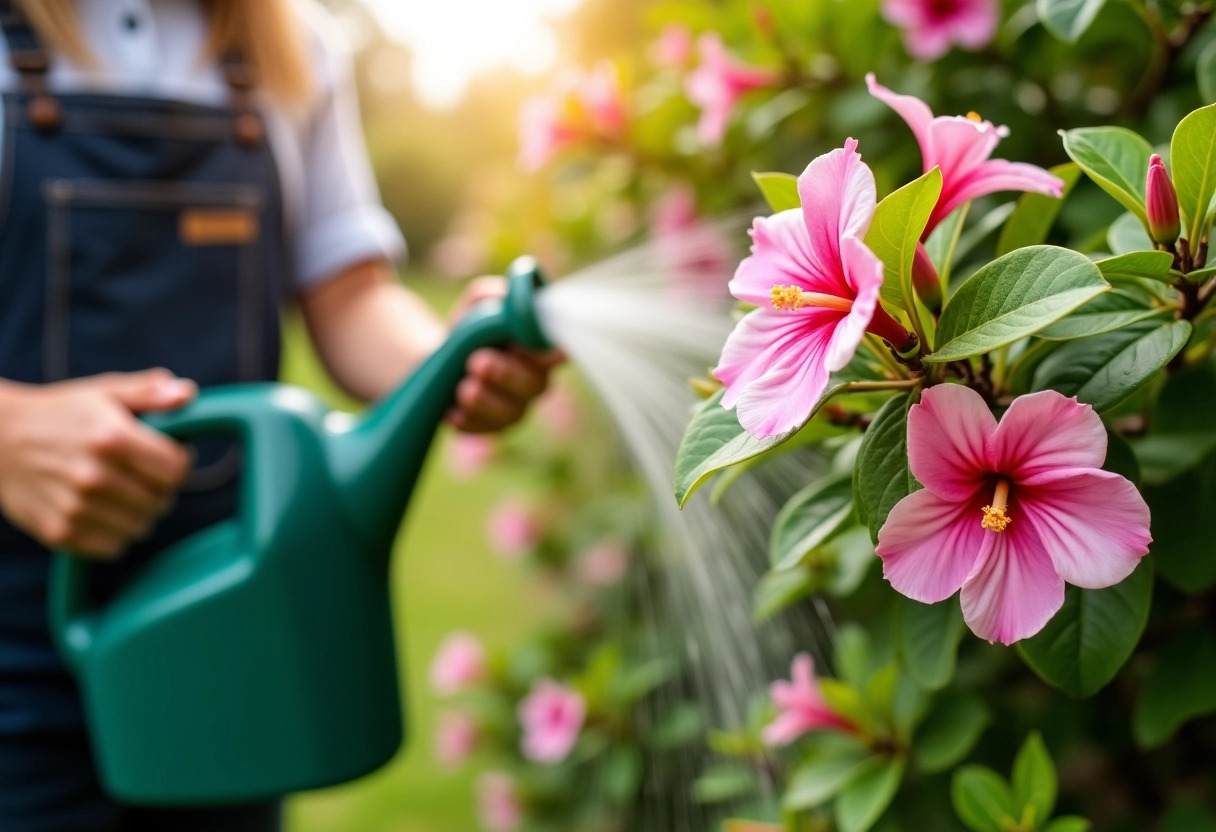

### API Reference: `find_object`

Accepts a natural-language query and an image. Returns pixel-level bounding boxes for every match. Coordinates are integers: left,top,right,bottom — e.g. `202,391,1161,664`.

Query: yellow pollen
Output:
981,478,1012,533
966,111,983,123
771,285,804,310
769,285,854,313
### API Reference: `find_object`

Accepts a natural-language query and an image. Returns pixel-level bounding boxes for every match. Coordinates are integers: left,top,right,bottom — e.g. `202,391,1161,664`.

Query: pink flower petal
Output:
877,488,989,603
826,235,883,371
730,210,839,305
989,390,1107,481
907,384,996,500
1018,470,1151,588
797,138,878,273
936,158,1064,228
960,522,1065,644
865,74,935,155
714,308,822,409
949,0,1000,47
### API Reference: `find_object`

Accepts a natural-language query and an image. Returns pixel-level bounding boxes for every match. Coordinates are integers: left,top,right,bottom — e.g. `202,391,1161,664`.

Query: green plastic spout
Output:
324,256,551,554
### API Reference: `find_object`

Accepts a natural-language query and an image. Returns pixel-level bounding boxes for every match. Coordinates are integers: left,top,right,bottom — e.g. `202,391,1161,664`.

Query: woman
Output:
0,1,556,829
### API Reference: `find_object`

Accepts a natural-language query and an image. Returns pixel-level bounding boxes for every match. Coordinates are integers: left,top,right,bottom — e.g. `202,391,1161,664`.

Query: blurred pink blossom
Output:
763,653,856,746
487,498,542,560
518,62,626,172
653,182,735,299
447,433,497,480
434,710,478,770
881,0,999,61
650,24,693,67
429,632,486,695
685,32,779,146
518,679,586,763
477,771,523,832
577,539,630,587
535,385,580,440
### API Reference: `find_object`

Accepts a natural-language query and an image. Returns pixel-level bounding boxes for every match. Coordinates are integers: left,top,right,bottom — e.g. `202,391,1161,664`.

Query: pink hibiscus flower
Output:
713,138,915,439
650,23,693,67
881,0,999,61
685,32,779,146
477,771,523,832
486,497,541,560
518,62,626,172
866,74,1064,235
763,653,857,746
653,182,735,299
518,679,586,763
576,539,630,587
429,632,486,695
876,385,1152,645
434,710,478,770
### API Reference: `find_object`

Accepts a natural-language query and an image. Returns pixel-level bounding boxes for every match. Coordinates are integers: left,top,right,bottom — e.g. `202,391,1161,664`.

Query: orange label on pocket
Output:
179,209,258,246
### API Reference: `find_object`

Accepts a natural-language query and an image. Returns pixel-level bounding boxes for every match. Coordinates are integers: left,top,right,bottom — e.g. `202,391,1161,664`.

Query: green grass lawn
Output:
279,277,554,832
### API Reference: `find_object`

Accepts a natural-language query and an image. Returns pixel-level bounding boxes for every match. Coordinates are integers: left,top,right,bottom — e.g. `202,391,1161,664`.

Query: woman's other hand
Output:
0,369,195,558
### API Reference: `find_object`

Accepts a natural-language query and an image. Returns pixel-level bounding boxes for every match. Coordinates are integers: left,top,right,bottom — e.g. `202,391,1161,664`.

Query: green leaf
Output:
1031,319,1191,411
675,385,850,507
1060,127,1153,224
1037,291,1167,340
1133,628,1216,748
952,766,1018,832
694,765,756,803
752,567,815,622
1018,559,1153,697
931,246,1110,362
1012,732,1057,825
1169,104,1216,245
897,597,967,690
1108,212,1154,255
1043,817,1092,832
770,474,854,570
996,163,1082,256
835,756,905,832
752,171,800,213
1198,41,1216,105
782,735,872,811
1094,250,1176,284
602,745,642,804
854,393,916,542
649,702,704,750
864,167,943,312
912,692,989,775
834,624,875,692
926,203,968,287
1037,0,1108,41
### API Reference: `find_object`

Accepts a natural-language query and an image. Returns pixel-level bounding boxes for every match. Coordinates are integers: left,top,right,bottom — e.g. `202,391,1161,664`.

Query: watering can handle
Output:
49,392,265,669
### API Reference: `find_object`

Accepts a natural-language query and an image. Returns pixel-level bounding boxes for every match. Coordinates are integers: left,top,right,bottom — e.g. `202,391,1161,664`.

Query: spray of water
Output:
535,221,838,830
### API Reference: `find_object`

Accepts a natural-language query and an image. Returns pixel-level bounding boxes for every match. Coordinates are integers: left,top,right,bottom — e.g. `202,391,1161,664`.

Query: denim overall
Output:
0,4,285,830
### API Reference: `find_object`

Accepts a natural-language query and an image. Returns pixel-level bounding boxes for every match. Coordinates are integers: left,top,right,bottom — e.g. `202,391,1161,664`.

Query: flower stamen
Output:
770,285,854,313
966,111,983,123
981,478,1012,533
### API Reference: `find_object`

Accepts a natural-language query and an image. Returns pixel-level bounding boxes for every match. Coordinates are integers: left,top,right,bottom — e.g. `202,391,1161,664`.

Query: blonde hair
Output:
13,0,312,104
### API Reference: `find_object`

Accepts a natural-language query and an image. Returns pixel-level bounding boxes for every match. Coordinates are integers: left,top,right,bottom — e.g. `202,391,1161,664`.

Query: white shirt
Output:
0,0,406,290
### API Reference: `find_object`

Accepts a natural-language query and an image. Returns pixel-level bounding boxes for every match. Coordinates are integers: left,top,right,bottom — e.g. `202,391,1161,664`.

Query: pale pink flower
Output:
518,62,626,172
876,385,1152,645
535,386,579,440
653,182,735,299
650,24,694,67
447,433,496,480
434,710,478,770
763,653,856,746
477,771,523,832
881,0,999,61
577,539,630,587
429,632,486,695
518,679,586,763
486,498,542,560
685,32,779,146
866,75,1064,235
713,139,914,439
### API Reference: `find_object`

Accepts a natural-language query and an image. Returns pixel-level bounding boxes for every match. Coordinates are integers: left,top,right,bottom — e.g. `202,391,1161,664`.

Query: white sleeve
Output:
292,15,406,290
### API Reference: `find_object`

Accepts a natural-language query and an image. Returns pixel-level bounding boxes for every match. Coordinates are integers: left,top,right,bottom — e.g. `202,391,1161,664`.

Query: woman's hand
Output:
0,369,195,559
447,277,564,434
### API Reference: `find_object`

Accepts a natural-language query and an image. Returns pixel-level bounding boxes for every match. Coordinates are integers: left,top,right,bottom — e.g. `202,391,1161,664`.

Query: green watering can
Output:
48,257,551,805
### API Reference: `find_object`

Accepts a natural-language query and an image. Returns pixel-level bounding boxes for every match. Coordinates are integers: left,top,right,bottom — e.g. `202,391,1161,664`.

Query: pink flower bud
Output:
1146,154,1181,245
911,241,941,311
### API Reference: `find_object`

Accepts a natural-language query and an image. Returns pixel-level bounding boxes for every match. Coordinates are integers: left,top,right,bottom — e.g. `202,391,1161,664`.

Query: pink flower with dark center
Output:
713,139,914,439
487,498,541,560
447,433,496,480
876,385,1152,645
429,632,486,695
518,62,626,172
881,0,999,61
650,24,693,67
653,182,735,299
763,653,857,746
576,539,630,587
434,710,478,770
685,32,779,146
477,771,523,832
518,679,586,763
866,75,1064,235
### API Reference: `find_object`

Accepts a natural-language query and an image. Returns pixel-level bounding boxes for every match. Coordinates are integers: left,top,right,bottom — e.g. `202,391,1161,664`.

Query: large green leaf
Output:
996,163,1082,256
912,691,989,775
1031,319,1191,411
1043,819,1092,832
1060,127,1153,224
1037,0,1108,41
952,766,1018,832
1094,250,1175,284
1037,291,1168,341
931,246,1109,362
835,756,905,832
1012,732,1057,825
1199,41,1216,105
854,394,917,542
769,474,854,570
1170,104,1216,245
783,734,873,811
897,597,966,690
1017,559,1153,697
864,167,943,312
1133,629,1216,748
752,171,800,213
1108,212,1155,255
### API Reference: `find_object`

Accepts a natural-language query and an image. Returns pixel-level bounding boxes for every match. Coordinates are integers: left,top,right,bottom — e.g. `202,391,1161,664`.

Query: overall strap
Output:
0,0,61,131
222,49,265,149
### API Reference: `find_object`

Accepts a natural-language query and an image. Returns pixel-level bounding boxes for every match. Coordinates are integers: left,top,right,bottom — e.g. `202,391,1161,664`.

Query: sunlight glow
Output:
359,0,583,108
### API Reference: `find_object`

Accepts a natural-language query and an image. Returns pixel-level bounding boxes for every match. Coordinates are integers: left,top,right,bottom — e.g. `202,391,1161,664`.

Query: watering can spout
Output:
326,257,552,554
